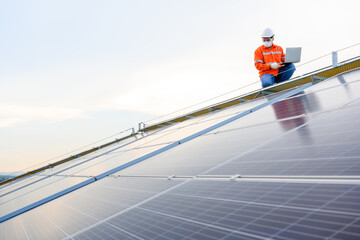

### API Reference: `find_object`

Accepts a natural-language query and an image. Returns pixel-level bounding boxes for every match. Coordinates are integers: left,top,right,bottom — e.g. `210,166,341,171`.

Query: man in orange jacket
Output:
254,28,296,88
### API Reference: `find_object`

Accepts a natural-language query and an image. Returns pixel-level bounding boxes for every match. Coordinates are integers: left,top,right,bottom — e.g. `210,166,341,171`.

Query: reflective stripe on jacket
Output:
254,44,285,78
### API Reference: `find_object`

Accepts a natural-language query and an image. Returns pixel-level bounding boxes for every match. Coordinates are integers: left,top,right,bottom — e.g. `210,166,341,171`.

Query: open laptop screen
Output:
283,47,302,63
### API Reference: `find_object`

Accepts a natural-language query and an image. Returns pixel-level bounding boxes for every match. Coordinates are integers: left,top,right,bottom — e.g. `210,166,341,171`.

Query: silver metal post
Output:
332,51,338,67
138,122,144,131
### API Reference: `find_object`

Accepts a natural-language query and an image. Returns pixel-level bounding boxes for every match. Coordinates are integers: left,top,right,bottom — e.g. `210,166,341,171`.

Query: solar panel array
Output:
1,69,360,240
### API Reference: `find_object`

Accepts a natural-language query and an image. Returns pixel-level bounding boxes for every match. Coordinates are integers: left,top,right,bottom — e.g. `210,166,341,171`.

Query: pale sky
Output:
1,0,360,173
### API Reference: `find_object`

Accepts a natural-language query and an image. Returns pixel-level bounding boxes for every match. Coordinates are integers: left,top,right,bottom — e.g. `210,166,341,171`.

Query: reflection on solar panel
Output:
1,66,360,239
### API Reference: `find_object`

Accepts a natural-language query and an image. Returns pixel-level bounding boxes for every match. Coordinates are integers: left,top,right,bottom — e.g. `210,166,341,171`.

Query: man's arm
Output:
254,48,271,71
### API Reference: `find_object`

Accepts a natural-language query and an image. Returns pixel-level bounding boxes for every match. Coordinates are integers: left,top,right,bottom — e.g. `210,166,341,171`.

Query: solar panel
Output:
2,92,279,223
0,177,185,239
117,71,360,177
208,104,360,176
66,180,360,240
207,75,360,176
1,68,360,240
45,89,289,178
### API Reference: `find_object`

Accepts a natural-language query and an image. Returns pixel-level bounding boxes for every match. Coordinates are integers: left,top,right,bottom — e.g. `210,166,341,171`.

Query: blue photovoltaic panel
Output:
69,179,360,240
208,73,360,176
0,177,184,240
115,117,301,176
207,103,360,176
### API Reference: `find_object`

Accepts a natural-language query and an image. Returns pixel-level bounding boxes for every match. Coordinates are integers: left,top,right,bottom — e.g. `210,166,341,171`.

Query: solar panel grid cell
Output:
19,211,69,239
76,223,140,240
0,216,30,239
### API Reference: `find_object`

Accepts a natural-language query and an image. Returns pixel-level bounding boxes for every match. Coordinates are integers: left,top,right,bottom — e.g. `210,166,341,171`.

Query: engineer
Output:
254,28,296,88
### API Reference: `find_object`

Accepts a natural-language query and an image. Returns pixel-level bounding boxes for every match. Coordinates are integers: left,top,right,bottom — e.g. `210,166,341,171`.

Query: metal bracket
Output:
230,174,241,180
312,75,327,82
138,122,145,131
167,175,176,180
261,90,273,96
253,91,262,99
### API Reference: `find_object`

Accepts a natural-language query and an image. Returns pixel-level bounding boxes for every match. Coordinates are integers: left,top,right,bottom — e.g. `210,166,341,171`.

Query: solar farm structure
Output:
1,57,360,239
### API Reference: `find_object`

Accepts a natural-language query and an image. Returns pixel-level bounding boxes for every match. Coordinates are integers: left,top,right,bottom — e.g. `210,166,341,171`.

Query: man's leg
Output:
275,63,296,84
261,74,275,88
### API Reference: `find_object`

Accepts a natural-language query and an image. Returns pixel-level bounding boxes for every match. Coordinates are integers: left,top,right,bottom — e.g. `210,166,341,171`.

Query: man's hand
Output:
270,63,282,69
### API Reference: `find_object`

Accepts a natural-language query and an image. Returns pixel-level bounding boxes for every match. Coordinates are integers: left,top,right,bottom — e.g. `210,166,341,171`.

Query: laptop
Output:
282,47,302,64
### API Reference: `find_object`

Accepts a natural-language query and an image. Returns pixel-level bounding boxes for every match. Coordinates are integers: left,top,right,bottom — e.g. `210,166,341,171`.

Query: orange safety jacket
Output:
254,44,285,78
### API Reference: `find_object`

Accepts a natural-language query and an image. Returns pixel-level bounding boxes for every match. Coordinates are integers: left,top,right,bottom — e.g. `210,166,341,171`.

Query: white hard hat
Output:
261,28,274,38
